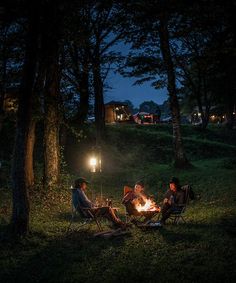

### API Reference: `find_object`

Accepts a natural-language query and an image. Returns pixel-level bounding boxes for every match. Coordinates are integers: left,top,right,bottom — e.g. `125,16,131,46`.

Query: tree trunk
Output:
77,60,89,125
93,54,105,144
225,66,235,129
24,52,47,190
0,28,7,133
25,118,36,188
159,16,189,168
11,7,39,235
225,1,236,129
44,59,60,189
225,108,234,129
42,4,61,189
196,91,209,130
201,76,211,129
0,88,4,133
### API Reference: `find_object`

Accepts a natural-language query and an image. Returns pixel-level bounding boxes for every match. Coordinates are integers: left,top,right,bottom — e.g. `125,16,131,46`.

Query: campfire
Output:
135,197,160,212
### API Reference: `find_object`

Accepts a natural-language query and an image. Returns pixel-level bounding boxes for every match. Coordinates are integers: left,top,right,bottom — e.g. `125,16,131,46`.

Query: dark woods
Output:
0,0,235,235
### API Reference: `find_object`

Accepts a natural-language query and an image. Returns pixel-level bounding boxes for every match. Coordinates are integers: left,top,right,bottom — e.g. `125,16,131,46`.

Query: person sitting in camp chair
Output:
157,177,187,226
122,180,160,224
73,177,127,229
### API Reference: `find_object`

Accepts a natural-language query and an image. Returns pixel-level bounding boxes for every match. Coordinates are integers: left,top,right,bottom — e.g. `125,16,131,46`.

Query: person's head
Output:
74,177,90,191
134,180,145,193
169,177,180,192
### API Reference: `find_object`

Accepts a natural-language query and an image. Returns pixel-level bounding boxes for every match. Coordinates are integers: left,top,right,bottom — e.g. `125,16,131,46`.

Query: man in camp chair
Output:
122,181,160,224
157,177,189,226
73,177,126,229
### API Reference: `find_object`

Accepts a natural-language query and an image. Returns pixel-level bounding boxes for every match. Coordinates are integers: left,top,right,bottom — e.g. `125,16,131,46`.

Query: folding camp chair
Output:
168,185,191,224
123,186,136,223
67,189,102,233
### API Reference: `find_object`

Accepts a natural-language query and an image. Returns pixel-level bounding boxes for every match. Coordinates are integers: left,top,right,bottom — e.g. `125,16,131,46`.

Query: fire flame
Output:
135,198,159,212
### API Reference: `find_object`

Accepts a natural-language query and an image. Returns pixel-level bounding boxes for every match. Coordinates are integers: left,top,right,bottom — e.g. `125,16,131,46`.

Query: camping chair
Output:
122,186,159,225
67,189,102,233
168,185,191,224
123,186,135,223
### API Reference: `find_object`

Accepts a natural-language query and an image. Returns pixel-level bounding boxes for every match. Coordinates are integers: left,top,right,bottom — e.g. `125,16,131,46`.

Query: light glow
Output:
89,157,97,166
135,197,160,212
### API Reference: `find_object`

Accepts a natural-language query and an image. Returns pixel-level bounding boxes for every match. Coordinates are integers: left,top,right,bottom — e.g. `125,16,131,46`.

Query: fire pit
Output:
133,196,162,228
134,195,160,212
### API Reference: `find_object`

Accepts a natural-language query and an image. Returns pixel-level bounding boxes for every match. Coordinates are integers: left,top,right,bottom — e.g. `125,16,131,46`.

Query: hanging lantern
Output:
88,146,102,173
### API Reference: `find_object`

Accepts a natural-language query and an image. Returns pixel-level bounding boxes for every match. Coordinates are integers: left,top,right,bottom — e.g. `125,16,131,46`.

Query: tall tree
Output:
90,1,124,142
42,2,62,189
173,0,235,129
158,12,188,167
120,0,189,167
0,22,25,132
0,25,8,132
11,4,39,235
61,9,92,126
139,100,160,114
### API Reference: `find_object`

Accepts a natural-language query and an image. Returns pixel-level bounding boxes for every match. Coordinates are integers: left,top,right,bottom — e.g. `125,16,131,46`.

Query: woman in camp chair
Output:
122,181,160,224
73,177,126,229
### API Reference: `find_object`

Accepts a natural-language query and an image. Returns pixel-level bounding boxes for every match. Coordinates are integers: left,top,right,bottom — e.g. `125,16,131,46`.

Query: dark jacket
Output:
164,188,185,207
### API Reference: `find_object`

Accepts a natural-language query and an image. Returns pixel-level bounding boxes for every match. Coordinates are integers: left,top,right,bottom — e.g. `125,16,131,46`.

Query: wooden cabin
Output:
105,101,134,123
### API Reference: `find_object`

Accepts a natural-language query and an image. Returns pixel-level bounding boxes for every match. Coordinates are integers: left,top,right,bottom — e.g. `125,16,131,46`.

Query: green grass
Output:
0,124,236,282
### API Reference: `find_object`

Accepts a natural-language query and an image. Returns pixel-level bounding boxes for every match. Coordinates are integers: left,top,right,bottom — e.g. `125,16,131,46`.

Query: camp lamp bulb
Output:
89,157,97,173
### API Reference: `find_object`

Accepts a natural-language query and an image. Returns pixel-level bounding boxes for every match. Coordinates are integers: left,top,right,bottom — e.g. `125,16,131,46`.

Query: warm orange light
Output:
135,197,159,212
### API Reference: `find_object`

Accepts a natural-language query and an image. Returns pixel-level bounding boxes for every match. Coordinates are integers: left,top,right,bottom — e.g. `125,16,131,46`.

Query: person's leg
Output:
95,207,124,227
160,204,173,224
125,202,140,216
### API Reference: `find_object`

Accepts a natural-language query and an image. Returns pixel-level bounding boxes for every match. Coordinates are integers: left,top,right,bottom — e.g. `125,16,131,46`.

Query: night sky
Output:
105,72,168,107
105,42,168,107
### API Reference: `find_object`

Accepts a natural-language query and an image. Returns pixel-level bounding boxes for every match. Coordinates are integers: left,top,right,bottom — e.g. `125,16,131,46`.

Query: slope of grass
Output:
0,124,236,283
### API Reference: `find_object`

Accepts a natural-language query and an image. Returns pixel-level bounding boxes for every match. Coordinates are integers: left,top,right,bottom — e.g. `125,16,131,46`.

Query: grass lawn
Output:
0,124,236,282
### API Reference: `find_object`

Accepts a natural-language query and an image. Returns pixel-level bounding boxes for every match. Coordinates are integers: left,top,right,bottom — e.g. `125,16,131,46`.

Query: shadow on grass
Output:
1,216,236,283
57,211,119,233
217,215,236,237
158,227,202,244
0,225,127,283
138,221,228,245
137,223,203,243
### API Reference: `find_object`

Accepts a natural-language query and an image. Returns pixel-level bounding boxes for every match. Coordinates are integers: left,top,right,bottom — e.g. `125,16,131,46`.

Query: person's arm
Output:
175,190,185,206
77,190,94,208
163,190,172,205
122,191,132,204
72,189,79,209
